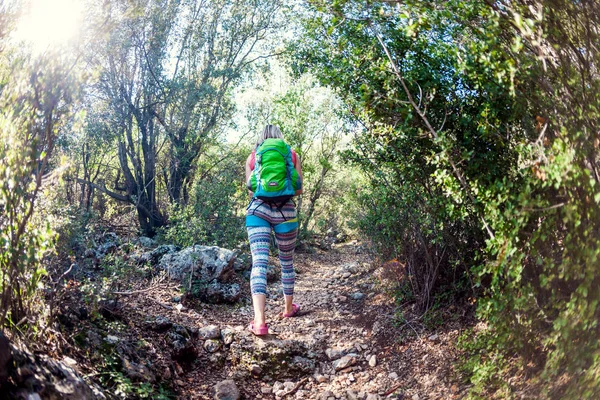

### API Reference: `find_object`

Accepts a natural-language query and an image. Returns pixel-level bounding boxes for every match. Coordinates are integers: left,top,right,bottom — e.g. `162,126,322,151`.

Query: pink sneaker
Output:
248,322,268,336
282,303,300,318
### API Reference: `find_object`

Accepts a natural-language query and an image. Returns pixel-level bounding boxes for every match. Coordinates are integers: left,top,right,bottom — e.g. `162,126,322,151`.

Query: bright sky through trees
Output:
11,0,84,54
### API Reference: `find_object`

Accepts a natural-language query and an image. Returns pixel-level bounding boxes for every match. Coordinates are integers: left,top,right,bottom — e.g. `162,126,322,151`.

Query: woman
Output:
245,124,303,336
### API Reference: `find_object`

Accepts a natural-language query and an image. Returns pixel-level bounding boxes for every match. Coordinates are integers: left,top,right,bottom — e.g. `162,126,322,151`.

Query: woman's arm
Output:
245,154,254,197
294,155,303,196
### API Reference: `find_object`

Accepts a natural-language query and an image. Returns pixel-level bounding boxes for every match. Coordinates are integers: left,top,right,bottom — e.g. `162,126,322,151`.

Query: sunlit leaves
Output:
297,0,600,396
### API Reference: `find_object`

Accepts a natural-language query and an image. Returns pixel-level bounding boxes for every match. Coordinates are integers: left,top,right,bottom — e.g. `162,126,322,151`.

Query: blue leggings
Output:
246,198,298,296
247,227,297,296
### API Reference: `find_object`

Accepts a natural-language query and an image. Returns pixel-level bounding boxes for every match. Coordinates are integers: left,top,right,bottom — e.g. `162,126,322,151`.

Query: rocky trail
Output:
3,239,470,400
127,241,466,399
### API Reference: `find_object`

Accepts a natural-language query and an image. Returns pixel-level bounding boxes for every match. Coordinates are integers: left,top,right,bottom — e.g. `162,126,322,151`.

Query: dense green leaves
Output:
296,0,600,396
0,48,80,330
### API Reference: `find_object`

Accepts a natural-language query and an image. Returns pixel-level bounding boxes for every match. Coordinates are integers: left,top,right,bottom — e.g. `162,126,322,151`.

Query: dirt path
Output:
56,241,468,400
120,241,465,400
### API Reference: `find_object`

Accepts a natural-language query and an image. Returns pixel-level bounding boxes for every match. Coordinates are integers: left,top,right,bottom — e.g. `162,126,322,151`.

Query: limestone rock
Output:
158,245,236,283
214,379,240,400
261,385,272,394
368,355,377,367
283,381,295,390
7,343,105,399
221,328,235,345
95,232,119,257
138,236,157,248
333,354,359,371
233,253,251,272
199,325,221,340
195,281,241,304
151,316,173,332
167,332,196,362
204,340,222,353
229,335,315,379
104,335,119,345
350,292,365,300
346,389,359,400
148,245,179,265
320,390,335,400
273,381,284,392
291,356,316,373
325,346,354,361
250,364,262,375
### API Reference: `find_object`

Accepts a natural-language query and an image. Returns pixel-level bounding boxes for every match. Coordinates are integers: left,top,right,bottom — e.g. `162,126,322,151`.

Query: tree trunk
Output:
300,165,329,234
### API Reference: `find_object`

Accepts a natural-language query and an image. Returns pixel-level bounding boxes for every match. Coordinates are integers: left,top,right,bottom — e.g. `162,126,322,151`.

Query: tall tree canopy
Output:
80,0,283,236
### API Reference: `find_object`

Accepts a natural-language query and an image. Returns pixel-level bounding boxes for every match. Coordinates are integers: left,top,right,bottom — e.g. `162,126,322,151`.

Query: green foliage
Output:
160,145,248,248
0,49,79,331
295,1,491,310
296,0,600,396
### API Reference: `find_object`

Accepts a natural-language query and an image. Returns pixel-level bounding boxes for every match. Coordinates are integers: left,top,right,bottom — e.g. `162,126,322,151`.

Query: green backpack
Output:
248,138,301,203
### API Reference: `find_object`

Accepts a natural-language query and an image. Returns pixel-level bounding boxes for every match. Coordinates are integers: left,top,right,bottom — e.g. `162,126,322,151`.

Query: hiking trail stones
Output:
214,379,240,400
159,245,236,282
368,355,377,367
204,340,222,353
221,328,235,345
326,346,354,361
6,342,106,399
157,245,241,303
333,354,359,371
229,334,317,379
199,325,221,340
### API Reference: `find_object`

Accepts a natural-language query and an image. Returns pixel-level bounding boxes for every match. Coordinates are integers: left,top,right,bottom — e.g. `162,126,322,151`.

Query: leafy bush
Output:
295,0,600,396
0,52,78,331
160,145,248,249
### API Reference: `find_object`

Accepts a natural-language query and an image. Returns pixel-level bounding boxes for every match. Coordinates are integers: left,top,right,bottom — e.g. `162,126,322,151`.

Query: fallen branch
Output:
384,383,403,396
111,284,178,295
153,300,174,310
280,377,308,398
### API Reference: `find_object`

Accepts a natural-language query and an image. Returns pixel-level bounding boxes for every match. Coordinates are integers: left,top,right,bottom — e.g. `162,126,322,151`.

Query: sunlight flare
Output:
12,0,85,54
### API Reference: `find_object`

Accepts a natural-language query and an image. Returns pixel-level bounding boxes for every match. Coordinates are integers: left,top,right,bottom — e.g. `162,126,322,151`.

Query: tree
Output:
83,0,284,236
270,75,348,236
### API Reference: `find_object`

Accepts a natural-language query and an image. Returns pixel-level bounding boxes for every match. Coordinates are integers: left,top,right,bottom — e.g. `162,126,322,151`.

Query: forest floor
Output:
55,239,475,400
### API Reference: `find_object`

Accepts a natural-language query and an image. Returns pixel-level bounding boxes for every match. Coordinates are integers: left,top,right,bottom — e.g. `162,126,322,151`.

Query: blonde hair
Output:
257,124,283,147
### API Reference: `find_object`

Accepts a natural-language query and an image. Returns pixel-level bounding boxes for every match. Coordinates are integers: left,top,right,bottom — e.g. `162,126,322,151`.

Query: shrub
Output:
160,145,248,249
0,53,78,332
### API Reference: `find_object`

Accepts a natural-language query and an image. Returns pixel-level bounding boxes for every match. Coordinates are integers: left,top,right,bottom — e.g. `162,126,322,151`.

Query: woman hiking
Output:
245,124,303,336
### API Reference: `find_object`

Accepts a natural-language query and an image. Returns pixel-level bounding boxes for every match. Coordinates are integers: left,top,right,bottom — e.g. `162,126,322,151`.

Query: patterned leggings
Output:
247,227,297,296
246,198,298,296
